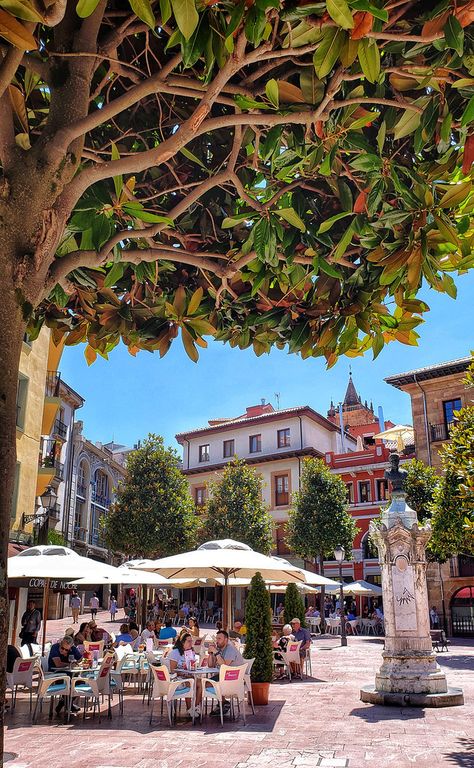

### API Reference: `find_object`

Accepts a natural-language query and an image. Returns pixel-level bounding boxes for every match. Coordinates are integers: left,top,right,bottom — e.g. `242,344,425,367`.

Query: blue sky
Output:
60,271,473,455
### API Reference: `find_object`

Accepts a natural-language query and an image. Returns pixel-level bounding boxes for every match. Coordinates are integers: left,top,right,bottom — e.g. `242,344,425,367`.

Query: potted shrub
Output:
283,582,307,627
243,571,274,705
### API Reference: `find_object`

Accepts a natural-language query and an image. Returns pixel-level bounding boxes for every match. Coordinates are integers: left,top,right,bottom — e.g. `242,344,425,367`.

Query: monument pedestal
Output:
360,456,463,708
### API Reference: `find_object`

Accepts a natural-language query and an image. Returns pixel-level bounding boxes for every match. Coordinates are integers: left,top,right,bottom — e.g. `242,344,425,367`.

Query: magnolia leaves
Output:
165,286,216,362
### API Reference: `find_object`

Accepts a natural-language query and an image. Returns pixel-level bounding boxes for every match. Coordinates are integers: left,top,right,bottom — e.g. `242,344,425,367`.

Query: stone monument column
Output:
360,453,463,707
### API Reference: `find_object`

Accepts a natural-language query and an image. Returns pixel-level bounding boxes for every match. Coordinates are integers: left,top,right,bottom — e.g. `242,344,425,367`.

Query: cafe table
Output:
176,666,219,721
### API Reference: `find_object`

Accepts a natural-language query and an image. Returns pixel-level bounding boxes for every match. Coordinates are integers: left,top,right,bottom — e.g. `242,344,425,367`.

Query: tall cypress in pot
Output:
244,571,274,704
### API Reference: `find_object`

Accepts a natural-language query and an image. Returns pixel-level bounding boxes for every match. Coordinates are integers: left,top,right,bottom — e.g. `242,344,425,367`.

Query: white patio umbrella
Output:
8,545,120,651
377,424,414,452
325,579,383,596
130,538,307,629
69,565,173,586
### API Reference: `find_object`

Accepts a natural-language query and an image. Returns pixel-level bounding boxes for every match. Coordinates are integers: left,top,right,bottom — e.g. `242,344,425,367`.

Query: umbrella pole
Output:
42,578,50,655
222,572,230,631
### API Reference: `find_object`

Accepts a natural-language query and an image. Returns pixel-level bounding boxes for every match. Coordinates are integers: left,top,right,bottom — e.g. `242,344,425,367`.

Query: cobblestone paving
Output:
4,611,473,768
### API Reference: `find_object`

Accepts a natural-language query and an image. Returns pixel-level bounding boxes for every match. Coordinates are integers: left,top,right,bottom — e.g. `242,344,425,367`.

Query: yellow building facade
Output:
11,329,64,542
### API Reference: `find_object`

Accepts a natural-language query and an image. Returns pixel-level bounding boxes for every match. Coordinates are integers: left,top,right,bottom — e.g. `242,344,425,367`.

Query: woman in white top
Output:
168,633,202,716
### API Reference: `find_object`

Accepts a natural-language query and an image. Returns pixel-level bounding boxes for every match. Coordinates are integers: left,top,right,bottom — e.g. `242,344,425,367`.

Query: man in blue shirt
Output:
159,619,177,640
48,636,82,714
290,618,311,678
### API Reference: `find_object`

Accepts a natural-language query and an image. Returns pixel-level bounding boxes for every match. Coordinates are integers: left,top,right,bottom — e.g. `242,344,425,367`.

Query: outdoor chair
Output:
272,640,302,681
148,665,194,726
33,675,71,723
244,658,255,715
80,651,122,717
69,676,101,722
303,646,312,677
202,663,247,726
308,617,321,635
83,640,104,657
19,643,41,659
347,619,360,635
6,657,37,711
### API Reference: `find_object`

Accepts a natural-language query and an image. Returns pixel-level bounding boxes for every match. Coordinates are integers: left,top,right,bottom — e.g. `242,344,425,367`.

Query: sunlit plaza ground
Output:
4,610,473,768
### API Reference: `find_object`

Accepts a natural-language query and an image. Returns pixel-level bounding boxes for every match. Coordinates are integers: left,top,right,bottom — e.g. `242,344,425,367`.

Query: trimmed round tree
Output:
286,457,358,630
102,433,197,558
243,572,274,685
284,583,306,628
200,458,273,554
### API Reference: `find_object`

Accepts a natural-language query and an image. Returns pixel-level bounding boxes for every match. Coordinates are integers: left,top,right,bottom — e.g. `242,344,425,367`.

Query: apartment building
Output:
386,357,474,636
176,400,355,558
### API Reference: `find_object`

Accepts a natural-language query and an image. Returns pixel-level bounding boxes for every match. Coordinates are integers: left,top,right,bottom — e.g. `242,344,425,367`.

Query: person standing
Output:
89,592,99,619
430,606,440,629
109,595,118,622
20,600,42,646
70,591,81,624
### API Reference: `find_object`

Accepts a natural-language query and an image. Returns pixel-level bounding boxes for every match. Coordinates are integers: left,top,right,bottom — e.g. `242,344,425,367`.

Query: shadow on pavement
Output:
443,738,474,767
436,654,474,671
349,705,426,722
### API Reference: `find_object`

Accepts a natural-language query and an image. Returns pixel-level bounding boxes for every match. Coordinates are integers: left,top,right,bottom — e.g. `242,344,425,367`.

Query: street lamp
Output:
23,487,58,544
334,545,347,647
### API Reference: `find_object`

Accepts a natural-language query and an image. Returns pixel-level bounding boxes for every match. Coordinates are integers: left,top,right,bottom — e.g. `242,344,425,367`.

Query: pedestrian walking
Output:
89,592,100,619
19,600,42,647
109,595,118,622
70,591,81,623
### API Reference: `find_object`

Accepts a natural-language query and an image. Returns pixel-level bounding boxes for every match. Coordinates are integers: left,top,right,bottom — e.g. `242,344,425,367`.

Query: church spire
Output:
343,368,360,406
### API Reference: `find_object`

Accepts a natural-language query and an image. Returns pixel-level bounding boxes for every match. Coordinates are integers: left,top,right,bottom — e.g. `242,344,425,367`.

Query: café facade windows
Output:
199,444,210,463
376,478,388,501
194,486,207,508
346,482,354,504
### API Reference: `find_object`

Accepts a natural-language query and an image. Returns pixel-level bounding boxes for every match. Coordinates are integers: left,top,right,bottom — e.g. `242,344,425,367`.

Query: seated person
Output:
48,635,83,714
130,629,141,650
229,621,243,640
141,620,158,647
305,605,315,617
114,623,133,645
159,619,177,641
168,632,201,718
347,610,357,622
74,621,91,645
89,620,109,643
289,618,311,677
207,630,246,716
273,624,293,678
188,617,200,638
7,644,20,673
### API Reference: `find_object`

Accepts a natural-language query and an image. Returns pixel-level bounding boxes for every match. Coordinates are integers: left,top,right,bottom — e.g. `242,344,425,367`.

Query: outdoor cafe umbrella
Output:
376,424,415,452
324,579,383,596
8,545,120,651
129,538,308,629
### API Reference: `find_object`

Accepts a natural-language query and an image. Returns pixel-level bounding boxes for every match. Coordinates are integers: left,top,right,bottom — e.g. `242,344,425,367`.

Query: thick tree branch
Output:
0,47,26,101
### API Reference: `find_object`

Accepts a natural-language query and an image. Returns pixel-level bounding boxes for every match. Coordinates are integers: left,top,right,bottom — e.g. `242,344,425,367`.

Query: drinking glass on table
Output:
68,654,75,665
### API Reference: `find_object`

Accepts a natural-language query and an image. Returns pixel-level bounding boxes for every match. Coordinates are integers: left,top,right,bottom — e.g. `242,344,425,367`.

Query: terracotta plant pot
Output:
250,681,270,706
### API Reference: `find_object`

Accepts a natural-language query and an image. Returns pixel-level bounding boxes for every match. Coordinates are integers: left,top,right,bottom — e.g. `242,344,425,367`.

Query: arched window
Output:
361,532,378,560
93,469,110,507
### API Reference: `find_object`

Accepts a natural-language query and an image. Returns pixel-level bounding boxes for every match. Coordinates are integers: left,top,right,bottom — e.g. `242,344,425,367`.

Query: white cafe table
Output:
176,666,219,720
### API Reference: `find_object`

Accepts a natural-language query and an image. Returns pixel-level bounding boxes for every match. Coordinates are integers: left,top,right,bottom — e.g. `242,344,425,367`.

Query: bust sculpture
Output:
384,452,408,494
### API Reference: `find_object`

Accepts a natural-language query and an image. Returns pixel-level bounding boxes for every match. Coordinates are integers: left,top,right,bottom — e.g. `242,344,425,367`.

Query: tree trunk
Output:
318,552,326,634
0,257,27,755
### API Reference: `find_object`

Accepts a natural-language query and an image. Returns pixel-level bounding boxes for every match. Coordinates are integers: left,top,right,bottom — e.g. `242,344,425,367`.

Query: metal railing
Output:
452,615,474,636
76,481,87,498
53,418,67,439
74,527,87,542
89,530,106,548
430,422,456,442
45,370,61,397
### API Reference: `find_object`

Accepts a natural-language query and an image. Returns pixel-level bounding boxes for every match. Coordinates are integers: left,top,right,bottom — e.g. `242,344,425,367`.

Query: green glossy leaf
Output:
357,38,380,83
171,0,198,40
461,96,474,128
326,0,353,29
317,211,352,234
129,0,155,28
265,78,279,108
159,0,171,23
313,28,345,79
276,207,306,232
76,0,100,17
0,0,43,22
444,15,464,57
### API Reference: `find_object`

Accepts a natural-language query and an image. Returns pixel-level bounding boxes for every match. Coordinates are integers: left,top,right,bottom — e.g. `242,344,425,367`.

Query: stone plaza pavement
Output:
4,611,473,768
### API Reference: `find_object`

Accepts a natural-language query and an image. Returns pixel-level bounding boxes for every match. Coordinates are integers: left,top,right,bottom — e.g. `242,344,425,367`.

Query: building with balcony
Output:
11,329,63,545
66,422,127,568
386,356,474,636
177,398,359,558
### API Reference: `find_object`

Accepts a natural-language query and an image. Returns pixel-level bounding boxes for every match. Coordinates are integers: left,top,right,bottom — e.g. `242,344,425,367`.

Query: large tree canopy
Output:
1,0,473,367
